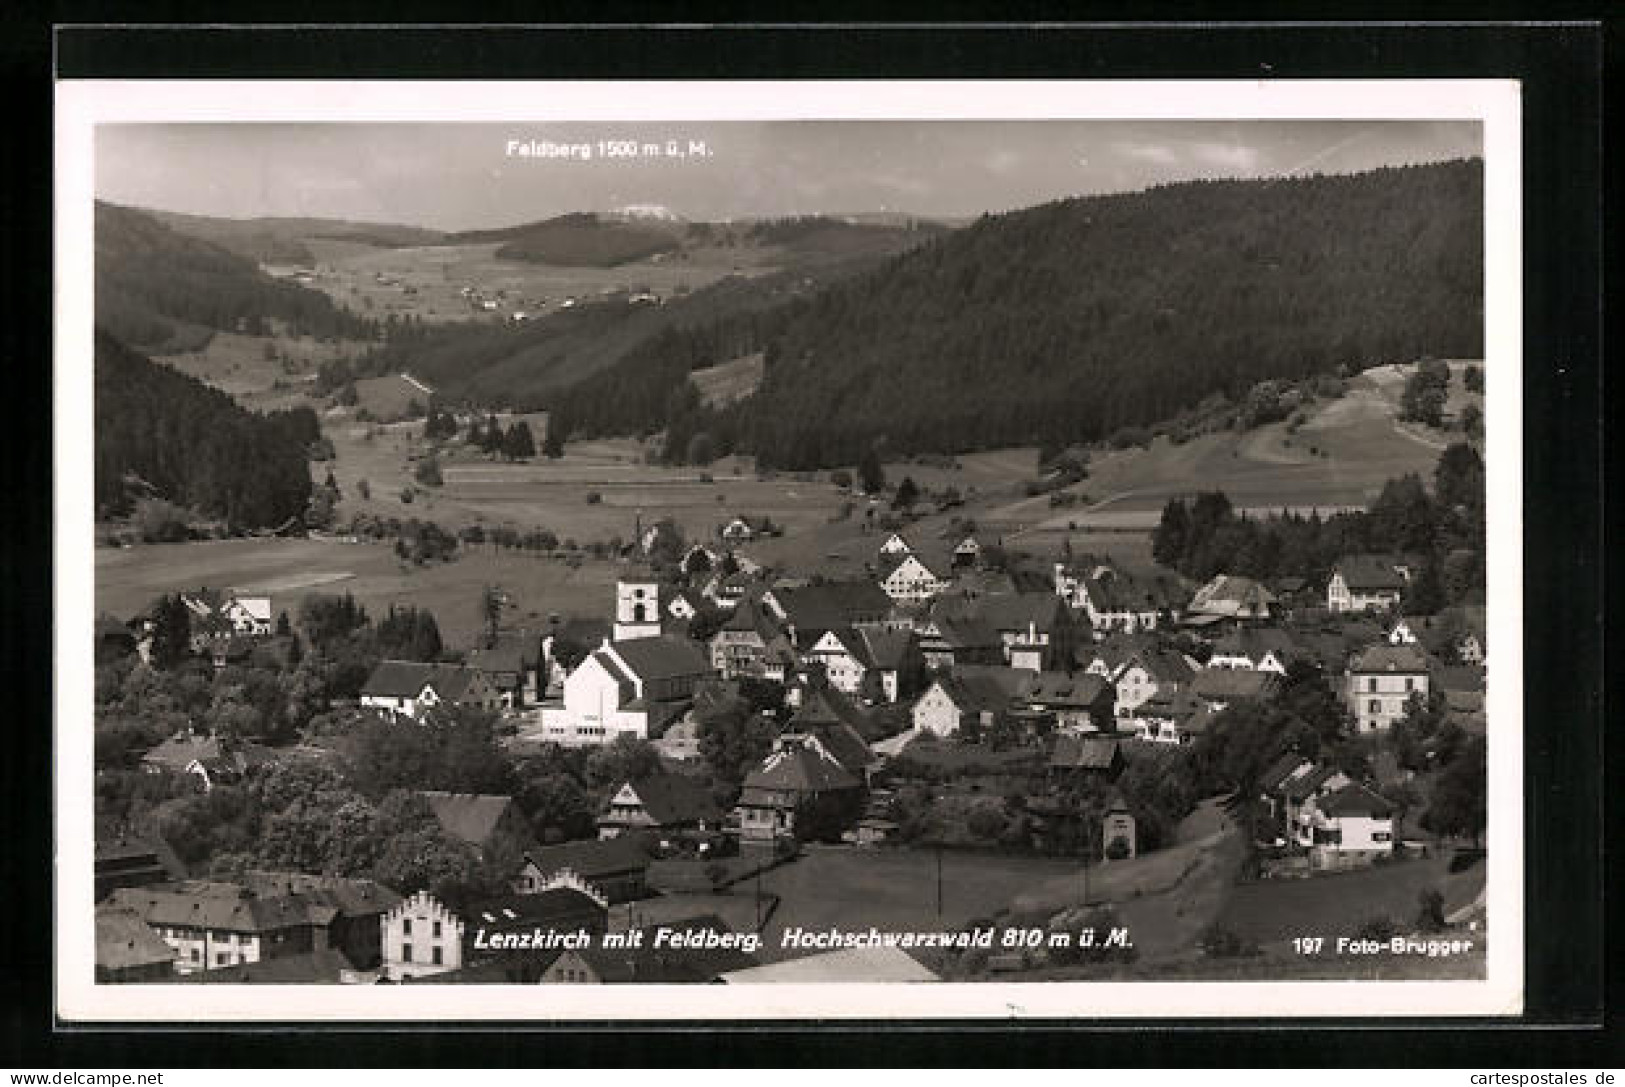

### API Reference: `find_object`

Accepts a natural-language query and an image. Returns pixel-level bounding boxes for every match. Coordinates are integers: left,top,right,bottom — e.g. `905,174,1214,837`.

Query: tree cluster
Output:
94,331,315,529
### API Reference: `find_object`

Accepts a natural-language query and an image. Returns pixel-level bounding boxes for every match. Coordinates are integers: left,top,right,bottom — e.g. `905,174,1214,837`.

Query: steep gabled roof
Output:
105,881,339,933
609,637,710,683
769,582,892,631
418,791,532,850
1260,753,1314,793
1334,555,1407,591
1122,648,1196,686
740,735,860,795
855,628,916,671
1024,670,1111,709
1348,644,1431,674
613,774,723,826
1192,668,1279,702
361,661,488,701
1211,626,1299,661
1189,574,1279,618
1315,781,1395,819
789,682,884,741
95,906,176,972
524,836,651,879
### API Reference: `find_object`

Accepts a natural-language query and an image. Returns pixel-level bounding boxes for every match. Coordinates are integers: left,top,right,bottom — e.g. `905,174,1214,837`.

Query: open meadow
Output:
96,537,622,649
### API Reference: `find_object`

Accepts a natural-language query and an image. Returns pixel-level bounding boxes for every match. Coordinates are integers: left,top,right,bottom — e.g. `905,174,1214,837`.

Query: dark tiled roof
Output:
104,881,339,933
1315,782,1395,818
769,582,892,631
611,774,722,826
466,888,609,927
95,906,176,972
740,735,860,795
418,792,532,850
178,947,358,984
361,660,487,701
1024,670,1112,709
1189,574,1279,617
1335,555,1407,591
1348,644,1431,674
524,836,651,880
1192,669,1279,702
610,637,711,683
789,683,883,741
1049,736,1121,771
1211,626,1299,661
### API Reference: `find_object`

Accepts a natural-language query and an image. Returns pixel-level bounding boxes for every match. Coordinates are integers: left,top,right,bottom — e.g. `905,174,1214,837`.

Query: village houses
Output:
1344,643,1432,732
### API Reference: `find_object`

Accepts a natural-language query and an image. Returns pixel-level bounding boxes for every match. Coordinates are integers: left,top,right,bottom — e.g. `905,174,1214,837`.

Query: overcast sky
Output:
96,120,1480,231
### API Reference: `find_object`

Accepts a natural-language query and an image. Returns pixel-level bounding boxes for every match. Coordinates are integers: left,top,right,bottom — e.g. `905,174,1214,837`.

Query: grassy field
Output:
689,352,765,408
156,331,372,413
750,845,1083,963
1214,853,1483,949
1000,362,1474,536
96,537,621,649
294,240,782,327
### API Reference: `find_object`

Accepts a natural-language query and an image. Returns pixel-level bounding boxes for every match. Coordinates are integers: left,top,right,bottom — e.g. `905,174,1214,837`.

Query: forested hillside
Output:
446,212,681,266
147,208,447,265
94,329,315,528
96,202,376,352
552,160,1484,469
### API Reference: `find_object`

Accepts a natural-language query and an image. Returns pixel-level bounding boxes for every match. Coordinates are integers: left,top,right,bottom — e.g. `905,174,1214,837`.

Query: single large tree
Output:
858,447,886,496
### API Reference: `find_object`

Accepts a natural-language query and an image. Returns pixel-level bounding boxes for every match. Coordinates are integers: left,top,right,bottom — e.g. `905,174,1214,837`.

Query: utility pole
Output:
935,844,944,919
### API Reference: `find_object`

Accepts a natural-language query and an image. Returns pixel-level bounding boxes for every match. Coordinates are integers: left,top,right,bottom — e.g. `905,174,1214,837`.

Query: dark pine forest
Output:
547,160,1483,469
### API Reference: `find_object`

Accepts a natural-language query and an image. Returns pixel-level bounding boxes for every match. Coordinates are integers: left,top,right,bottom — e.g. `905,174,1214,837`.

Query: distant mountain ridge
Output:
140,206,448,265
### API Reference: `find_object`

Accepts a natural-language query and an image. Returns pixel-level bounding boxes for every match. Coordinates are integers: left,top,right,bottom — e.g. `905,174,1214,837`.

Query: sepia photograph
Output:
54,79,1523,1021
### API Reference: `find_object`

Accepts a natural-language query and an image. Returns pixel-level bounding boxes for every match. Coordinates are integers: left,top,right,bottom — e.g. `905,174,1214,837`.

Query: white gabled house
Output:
876,550,952,604
359,662,502,721
1293,782,1397,869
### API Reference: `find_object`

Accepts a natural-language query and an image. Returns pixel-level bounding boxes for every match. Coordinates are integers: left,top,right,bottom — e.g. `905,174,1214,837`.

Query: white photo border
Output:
54,78,1523,1022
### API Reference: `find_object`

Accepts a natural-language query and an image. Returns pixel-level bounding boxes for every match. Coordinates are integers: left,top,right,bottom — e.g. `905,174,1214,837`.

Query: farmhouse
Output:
237,871,401,971
514,837,652,904
104,880,341,976
1128,689,1214,745
95,835,187,902
466,629,543,708
733,732,863,842
876,549,954,604
762,581,892,645
1192,667,1281,712
139,731,275,792
708,600,795,681
1021,670,1116,735
1048,735,1125,783
1054,562,1182,632
1206,626,1298,673
913,613,1004,670
802,626,922,704
1326,555,1411,613
597,773,724,841
1187,574,1278,623
359,661,502,721
1112,648,1197,719
95,906,179,982
1344,644,1431,733
540,637,711,747
911,669,1023,739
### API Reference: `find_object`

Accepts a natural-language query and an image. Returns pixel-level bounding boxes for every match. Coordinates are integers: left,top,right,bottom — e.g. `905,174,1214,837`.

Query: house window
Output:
1372,831,1393,842
403,918,412,936
402,943,413,963
1405,678,1415,692
1368,699,1381,714
1367,677,1378,692
432,946,443,965
217,953,229,966
433,921,442,939
191,948,200,962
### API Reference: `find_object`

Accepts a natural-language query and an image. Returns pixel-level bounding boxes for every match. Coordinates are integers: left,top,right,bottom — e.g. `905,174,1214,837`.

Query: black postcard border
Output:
9,17,1614,1069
